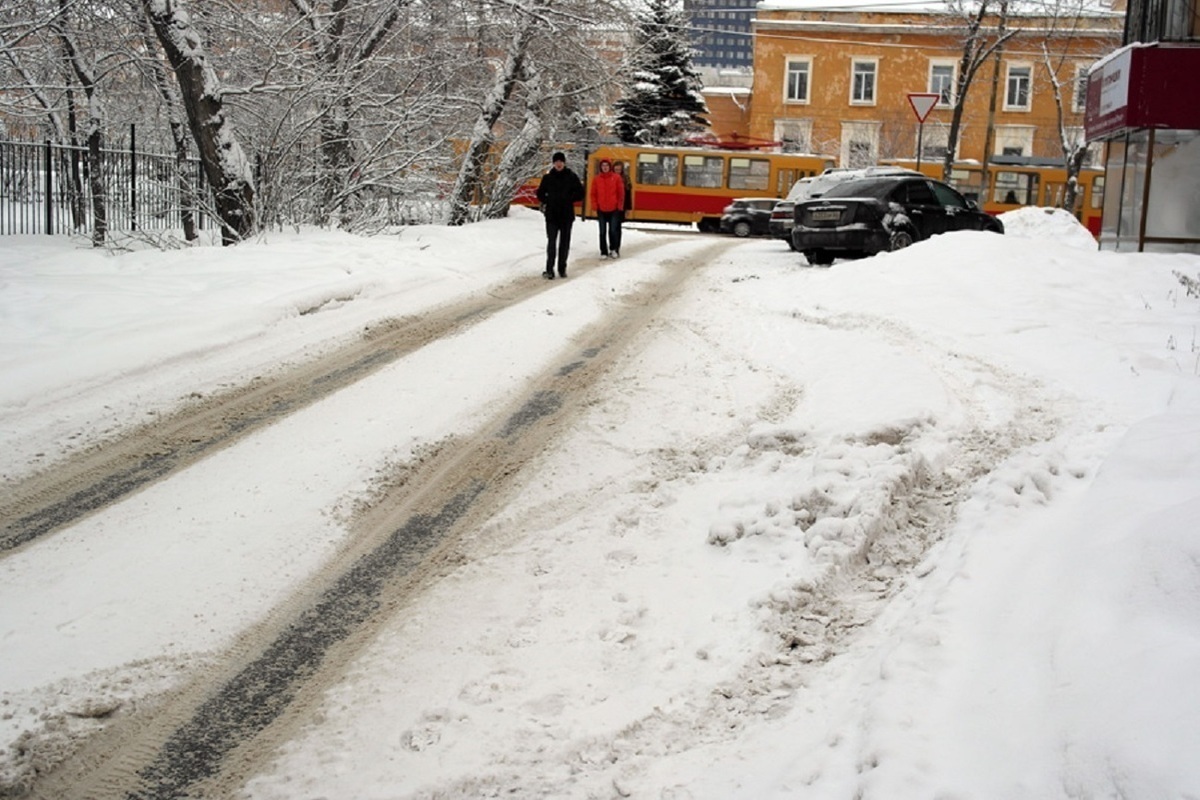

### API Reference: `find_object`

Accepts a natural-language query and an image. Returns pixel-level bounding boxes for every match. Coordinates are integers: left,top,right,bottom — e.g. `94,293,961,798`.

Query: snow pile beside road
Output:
1000,205,1099,249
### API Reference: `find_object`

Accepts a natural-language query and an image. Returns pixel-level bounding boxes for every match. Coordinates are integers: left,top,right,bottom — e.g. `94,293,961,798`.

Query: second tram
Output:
881,156,1105,237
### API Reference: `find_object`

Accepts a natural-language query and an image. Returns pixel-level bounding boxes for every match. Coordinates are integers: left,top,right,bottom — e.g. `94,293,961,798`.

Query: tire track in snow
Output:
0,240,680,556
404,306,1071,798
25,238,740,800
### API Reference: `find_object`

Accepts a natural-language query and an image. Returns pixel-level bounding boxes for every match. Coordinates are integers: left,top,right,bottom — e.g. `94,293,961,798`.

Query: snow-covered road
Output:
3,210,1200,798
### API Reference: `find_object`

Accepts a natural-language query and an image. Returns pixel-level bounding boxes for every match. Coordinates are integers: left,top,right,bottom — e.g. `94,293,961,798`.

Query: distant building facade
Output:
1085,0,1200,252
748,3,1122,169
684,0,757,68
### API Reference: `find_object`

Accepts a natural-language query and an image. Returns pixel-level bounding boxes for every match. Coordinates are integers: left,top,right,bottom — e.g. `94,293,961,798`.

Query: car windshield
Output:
820,178,897,200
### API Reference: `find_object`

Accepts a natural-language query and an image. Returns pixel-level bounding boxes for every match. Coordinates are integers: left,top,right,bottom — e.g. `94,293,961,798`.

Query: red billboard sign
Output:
1086,43,1200,140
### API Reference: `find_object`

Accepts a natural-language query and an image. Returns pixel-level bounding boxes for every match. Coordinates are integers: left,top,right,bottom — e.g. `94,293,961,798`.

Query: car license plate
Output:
811,209,841,222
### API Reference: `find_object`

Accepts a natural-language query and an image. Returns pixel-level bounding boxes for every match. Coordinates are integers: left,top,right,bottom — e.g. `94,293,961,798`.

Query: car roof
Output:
787,166,924,202
819,175,933,199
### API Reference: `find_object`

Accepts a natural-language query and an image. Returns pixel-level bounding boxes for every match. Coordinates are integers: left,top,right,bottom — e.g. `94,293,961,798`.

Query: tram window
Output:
992,171,1037,205
683,155,724,188
778,169,798,195
1091,176,1104,208
728,157,770,191
637,153,679,186
949,168,982,204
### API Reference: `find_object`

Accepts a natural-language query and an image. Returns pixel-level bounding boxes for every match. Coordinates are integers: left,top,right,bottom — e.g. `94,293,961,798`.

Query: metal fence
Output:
0,134,210,237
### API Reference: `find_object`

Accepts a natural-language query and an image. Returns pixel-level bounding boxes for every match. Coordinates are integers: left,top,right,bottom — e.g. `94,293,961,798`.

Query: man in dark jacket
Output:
535,151,585,279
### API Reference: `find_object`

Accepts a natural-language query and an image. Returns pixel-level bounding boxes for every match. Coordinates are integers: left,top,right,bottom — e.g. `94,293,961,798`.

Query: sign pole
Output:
906,92,941,174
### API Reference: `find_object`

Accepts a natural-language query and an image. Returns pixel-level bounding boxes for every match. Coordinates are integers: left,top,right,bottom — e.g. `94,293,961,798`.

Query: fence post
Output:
44,140,53,236
130,123,138,231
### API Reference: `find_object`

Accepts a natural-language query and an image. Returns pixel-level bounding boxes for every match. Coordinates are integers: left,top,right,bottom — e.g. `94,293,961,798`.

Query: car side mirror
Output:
966,200,980,211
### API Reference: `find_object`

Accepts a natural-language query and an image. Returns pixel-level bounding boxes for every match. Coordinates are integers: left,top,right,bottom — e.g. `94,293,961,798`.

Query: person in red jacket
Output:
589,158,626,259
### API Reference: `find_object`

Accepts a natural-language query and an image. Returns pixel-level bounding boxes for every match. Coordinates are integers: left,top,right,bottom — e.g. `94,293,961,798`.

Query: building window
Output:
930,62,956,106
775,118,814,153
919,122,951,161
1005,64,1032,110
851,59,877,105
1072,66,1089,113
841,121,880,168
993,125,1034,156
785,58,811,103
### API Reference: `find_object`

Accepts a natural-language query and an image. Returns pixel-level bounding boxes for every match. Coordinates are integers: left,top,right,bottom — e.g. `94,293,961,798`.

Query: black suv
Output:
791,175,1003,266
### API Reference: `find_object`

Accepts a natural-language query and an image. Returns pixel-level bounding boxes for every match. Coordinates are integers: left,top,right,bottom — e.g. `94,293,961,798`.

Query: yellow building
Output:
746,1,1123,168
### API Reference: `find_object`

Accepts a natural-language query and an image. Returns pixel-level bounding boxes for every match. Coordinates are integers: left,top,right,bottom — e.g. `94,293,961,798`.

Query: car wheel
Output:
889,229,915,251
733,220,751,238
803,249,833,266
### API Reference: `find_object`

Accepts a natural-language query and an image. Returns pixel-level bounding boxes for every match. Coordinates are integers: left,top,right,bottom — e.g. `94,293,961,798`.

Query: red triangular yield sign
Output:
907,93,941,122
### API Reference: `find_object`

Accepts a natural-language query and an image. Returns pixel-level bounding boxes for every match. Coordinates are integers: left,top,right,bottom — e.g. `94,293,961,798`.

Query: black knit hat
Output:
552,151,566,163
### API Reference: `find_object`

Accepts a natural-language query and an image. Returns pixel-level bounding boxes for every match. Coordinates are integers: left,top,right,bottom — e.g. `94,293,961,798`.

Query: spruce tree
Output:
613,0,709,145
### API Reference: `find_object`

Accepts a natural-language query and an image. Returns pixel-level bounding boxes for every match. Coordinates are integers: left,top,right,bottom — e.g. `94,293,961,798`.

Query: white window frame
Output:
840,121,880,168
918,121,951,161
774,118,814,153
850,57,878,106
993,124,1035,156
1072,64,1089,113
929,60,957,107
785,57,812,104
1005,63,1032,111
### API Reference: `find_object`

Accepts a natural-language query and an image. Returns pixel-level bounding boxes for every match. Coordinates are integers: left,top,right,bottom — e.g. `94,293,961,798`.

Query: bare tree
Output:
140,0,255,244
285,0,413,227
447,1,543,226
53,1,108,244
446,0,634,224
0,6,67,140
477,65,546,220
131,2,198,240
941,0,1018,182
1031,0,1120,212
2,0,639,237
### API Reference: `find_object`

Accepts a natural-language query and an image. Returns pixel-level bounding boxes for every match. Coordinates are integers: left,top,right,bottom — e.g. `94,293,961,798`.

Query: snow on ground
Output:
2,206,1199,798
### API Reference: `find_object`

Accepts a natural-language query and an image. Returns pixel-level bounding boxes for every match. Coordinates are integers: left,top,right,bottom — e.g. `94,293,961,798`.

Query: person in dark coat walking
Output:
535,152,585,279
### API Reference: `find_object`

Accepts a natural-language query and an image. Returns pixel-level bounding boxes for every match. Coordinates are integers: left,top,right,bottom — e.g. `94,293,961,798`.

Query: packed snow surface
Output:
2,205,1198,798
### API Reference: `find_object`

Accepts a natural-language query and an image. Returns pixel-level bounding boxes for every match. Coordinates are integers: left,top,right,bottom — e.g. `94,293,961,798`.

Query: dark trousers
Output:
545,217,573,274
597,211,622,255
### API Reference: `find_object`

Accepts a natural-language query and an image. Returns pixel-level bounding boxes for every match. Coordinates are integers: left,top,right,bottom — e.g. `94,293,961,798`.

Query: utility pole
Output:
979,0,1009,206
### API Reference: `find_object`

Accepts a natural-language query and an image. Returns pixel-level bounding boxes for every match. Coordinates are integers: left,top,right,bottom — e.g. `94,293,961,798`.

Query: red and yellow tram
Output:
582,145,833,231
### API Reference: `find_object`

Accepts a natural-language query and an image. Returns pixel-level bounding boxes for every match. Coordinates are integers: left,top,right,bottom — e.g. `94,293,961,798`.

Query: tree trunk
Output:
141,0,255,245
941,5,986,182
978,4,1007,205
136,10,198,240
480,68,546,220
1062,146,1088,213
85,127,107,246
54,0,107,245
64,89,88,232
447,11,537,226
